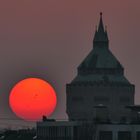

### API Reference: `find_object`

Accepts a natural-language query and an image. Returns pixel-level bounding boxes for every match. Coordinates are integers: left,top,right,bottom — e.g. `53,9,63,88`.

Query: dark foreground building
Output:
37,13,140,140
66,12,135,122
0,129,36,140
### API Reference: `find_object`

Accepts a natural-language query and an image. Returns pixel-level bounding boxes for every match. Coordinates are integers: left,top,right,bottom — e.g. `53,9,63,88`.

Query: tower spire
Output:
93,13,109,47
98,12,104,33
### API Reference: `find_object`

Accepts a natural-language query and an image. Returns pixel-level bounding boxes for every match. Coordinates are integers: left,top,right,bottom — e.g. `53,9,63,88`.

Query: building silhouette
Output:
37,13,140,140
0,129,36,140
66,12,135,122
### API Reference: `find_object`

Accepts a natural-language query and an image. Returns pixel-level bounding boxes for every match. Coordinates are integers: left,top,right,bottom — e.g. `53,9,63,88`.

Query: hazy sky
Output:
0,0,140,127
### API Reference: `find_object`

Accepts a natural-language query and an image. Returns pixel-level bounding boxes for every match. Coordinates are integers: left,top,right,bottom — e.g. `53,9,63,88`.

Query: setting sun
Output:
9,78,57,121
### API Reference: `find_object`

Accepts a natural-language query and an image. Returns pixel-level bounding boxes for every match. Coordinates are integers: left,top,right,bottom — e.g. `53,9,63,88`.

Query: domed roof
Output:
71,13,131,85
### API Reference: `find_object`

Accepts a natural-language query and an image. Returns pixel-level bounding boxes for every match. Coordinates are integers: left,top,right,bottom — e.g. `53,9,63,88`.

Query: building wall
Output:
37,121,94,140
37,122,140,140
95,124,140,140
66,84,134,121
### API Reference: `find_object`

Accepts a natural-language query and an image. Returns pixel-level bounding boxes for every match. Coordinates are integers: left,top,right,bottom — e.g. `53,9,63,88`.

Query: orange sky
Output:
0,0,140,127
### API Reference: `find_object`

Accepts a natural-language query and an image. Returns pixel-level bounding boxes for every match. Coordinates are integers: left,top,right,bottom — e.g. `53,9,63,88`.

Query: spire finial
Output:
100,12,103,17
98,12,104,33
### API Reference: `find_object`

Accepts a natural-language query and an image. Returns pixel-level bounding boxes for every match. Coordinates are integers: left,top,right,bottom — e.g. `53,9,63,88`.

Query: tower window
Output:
118,131,131,140
136,131,140,140
94,96,109,103
120,97,130,103
72,97,83,102
99,131,112,140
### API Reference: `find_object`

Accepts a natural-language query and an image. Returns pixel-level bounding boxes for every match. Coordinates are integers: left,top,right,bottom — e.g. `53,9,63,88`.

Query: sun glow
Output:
9,78,57,121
